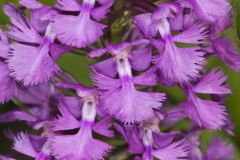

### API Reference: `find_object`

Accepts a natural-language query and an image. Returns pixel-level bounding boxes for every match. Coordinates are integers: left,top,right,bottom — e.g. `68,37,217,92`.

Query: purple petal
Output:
153,132,178,148
8,41,60,86
211,13,231,34
103,85,165,122
30,7,58,33
53,11,106,48
93,116,114,137
91,0,114,21
173,23,208,44
211,37,240,71
130,47,152,71
113,124,144,154
3,4,42,43
88,48,107,58
50,122,111,160
169,1,197,31
16,83,53,105
152,2,179,20
97,0,113,5
61,96,82,119
193,68,231,95
133,13,158,38
190,0,231,23
91,72,121,91
0,62,17,103
0,111,36,123
152,140,189,160
19,0,43,9
182,97,227,130
13,132,37,158
49,43,70,61
154,40,205,83
0,30,10,59
50,99,80,131
55,0,81,11
204,137,234,160
133,68,158,86
90,58,117,78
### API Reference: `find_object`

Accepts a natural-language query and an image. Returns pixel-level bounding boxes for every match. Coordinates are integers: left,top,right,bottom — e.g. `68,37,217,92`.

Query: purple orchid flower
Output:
49,82,112,159
134,2,207,84
52,0,114,48
3,4,68,86
90,42,165,123
181,68,231,130
13,132,51,160
0,0,238,159
115,117,189,160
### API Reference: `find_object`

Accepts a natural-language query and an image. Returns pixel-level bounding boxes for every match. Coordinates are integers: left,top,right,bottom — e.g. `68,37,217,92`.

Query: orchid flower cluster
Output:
0,0,238,159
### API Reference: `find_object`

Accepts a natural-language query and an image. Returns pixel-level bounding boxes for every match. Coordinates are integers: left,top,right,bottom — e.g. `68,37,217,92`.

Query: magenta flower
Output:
4,4,68,86
52,0,114,48
134,3,207,83
181,68,230,130
49,83,112,159
115,118,189,160
0,0,238,159
13,132,51,160
91,42,165,122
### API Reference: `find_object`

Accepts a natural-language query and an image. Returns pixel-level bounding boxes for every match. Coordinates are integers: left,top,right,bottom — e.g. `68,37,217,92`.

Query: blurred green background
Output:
0,0,240,159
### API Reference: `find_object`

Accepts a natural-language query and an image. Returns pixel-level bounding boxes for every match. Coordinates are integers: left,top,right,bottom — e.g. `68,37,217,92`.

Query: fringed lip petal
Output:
182,96,227,130
52,11,106,48
50,121,111,160
103,85,165,123
173,23,208,44
8,41,60,86
151,140,190,160
155,39,205,83
193,68,231,95
0,62,17,104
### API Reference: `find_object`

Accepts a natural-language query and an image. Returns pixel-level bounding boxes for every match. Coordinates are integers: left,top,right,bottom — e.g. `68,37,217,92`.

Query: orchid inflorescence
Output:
0,0,238,159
